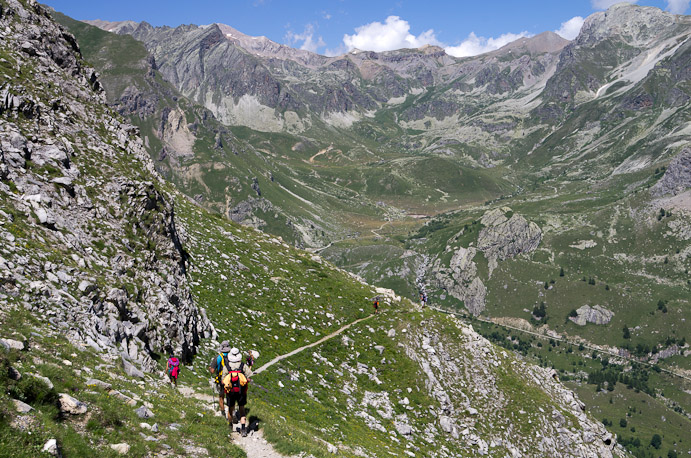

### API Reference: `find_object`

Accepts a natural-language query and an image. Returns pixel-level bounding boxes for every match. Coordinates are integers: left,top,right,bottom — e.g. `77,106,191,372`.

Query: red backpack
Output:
222,362,246,394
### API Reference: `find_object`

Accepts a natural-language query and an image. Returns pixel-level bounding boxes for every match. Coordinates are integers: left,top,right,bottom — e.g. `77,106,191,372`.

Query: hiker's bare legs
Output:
238,405,246,426
218,395,225,416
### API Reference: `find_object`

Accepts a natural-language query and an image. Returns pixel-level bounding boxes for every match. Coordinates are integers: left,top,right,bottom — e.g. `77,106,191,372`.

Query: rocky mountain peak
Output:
215,22,326,66
82,19,139,34
577,3,683,47
490,31,570,58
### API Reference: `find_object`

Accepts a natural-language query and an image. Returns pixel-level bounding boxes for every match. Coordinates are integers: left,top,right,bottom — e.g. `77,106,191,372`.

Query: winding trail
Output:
254,314,374,375
308,145,333,163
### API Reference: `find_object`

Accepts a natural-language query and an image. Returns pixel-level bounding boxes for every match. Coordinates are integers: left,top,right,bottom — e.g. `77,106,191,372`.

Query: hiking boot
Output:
241,425,247,437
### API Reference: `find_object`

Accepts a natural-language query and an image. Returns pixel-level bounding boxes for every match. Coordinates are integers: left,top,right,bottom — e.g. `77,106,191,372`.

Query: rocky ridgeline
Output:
86,19,566,134
432,207,542,315
404,318,618,457
0,0,212,372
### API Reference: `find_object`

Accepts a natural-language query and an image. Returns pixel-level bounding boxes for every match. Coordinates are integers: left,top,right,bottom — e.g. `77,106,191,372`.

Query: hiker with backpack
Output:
209,343,253,436
166,354,180,387
373,296,379,314
210,341,233,422
246,350,259,369
225,347,253,436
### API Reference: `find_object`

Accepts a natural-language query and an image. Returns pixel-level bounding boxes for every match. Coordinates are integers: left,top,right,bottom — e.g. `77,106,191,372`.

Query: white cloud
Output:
342,16,442,52
285,24,326,53
590,0,638,9
665,0,690,13
554,16,584,40
445,31,531,58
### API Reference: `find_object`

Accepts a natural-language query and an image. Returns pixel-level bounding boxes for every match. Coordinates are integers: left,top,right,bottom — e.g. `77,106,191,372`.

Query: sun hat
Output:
250,350,259,360
228,347,242,363
220,340,231,353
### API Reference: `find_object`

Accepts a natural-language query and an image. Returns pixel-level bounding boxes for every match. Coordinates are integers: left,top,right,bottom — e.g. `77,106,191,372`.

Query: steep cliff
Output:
0,0,213,371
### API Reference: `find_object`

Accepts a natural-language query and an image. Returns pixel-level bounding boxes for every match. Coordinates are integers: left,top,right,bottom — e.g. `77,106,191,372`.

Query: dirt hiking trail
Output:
254,314,374,375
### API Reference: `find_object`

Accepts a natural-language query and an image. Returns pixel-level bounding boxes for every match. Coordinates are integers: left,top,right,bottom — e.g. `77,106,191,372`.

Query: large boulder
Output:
569,305,614,326
13,399,33,414
58,393,88,415
110,443,130,455
42,439,60,457
0,338,25,351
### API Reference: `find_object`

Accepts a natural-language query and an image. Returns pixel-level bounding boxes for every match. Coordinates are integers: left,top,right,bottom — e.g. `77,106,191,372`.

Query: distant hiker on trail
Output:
225,347,253,437
167,354,180,387
373,296,380,314
420,292,427,307
246,350,259,369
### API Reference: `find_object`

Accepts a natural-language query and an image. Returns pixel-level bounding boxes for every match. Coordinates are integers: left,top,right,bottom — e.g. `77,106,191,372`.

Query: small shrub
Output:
8,376,59,407
651,434,662,449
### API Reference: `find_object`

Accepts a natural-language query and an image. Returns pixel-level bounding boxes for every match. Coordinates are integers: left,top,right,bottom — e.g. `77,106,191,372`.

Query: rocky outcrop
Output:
432,246,487,315
430,208,541,315
0,0,213,373
652,147,691,196
228,197,273,228
569,305,614,326
478,207,542,271
405,319,618,457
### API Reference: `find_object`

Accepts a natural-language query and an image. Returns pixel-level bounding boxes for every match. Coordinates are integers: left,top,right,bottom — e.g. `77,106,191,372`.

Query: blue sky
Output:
44,0,690,56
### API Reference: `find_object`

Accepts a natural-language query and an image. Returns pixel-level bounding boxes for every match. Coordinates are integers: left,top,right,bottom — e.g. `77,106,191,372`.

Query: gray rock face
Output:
652,147,691,196
42,439,60,457
122,357,145,379
29,374,54,390
404,321,617,457
569,305,614,326
85,378,112,390
432,208,540,315
478,207,542,268
228,197,273,227
109,390,137,406
13,399,33,414
135,405,154,419
0,0,214,376
0,338,25,351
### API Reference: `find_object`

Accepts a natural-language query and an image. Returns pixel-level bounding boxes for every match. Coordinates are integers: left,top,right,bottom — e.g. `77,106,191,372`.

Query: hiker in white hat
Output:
224,347,253,436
